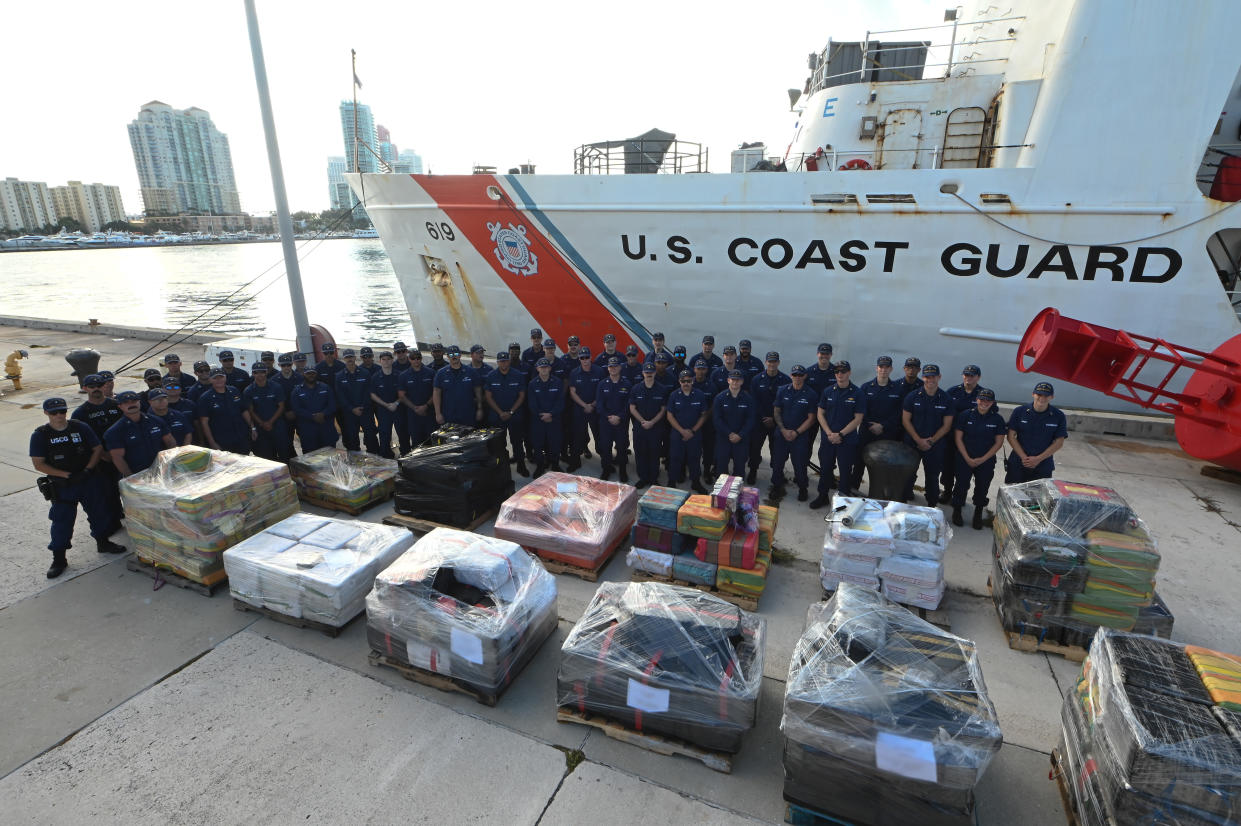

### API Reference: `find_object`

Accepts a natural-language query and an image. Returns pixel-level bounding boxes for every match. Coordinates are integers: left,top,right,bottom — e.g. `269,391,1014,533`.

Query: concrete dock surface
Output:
1,321,1237,825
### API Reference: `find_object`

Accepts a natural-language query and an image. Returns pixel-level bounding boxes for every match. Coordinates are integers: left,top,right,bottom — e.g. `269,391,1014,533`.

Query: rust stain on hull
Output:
455,262,491,330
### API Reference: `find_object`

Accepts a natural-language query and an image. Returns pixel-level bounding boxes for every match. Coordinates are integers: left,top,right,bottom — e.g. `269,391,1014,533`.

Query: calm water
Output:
0,240,416,346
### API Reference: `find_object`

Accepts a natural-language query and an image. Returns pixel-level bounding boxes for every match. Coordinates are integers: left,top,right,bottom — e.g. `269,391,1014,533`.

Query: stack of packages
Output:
992,479,1165,648
625,485,694,578
692,474,777,601
821,497,951,610
288,447,397,511
365,527,558,696
394,425,514,527
224,513,412,627
782,584,1003,825
1059,629,1241,825
494,472,637,569
558,581,765,753
120,446,299,586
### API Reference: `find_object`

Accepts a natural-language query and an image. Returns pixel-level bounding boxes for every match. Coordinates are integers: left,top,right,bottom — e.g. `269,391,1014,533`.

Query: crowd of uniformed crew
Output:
30,329,1068,579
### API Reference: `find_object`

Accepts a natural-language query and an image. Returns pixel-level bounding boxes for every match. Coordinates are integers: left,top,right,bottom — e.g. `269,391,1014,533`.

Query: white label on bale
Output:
626,679,670,713
555,481,578,494
875,731,937,783
450,628,485,665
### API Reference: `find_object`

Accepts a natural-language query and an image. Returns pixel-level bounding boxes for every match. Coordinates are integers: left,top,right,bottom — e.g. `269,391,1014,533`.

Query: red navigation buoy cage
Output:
1017,307,1241,470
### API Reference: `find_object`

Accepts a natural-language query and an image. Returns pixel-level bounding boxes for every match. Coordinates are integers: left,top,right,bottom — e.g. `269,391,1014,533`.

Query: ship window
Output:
811,193,858,205
865,193,916,204
1206,228,1241,309
980,193,1011,204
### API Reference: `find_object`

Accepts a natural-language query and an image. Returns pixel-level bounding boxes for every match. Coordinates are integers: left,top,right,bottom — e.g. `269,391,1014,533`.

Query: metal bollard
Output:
65,348,102,389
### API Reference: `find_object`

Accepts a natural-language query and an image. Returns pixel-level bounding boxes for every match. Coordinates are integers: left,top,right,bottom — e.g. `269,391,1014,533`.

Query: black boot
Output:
691,479,707,494
798,486,809,502
97,538,126,554
516,462,530,477
809,493,830,509
583,447,592,459
599,466,613,481
549,460,563,473
768,485,785,501
745,469,757,485
47,550,68,579
951,506,964,527
565,456,582,472
533,464,546,478
972,507,984,530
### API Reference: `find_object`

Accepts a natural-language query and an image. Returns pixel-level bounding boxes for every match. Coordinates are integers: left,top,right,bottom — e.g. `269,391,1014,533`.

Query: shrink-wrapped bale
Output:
493,472,637,568
558,581,765,753
631,524,692,556
823,497,949,608
288,447,396,511
636,486,690,531
676,495,730,540
710,474,743,512
394,426,513,527
672,553,717,586
120,446,299,585
225,515,412,626
626,547,675,578
781,584,1002,825
694,527,758,569
365,528,557,696
758,504,779,552
716,547,771,599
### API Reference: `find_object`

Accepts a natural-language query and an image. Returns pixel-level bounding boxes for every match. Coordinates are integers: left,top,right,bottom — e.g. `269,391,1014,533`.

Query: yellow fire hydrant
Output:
5,349,29,391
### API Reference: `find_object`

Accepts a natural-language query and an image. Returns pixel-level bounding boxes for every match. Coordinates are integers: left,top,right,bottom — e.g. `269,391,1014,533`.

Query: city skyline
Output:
128,101,241,216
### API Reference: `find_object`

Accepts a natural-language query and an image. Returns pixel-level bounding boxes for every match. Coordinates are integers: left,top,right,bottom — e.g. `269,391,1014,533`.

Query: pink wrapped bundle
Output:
711,475,743,512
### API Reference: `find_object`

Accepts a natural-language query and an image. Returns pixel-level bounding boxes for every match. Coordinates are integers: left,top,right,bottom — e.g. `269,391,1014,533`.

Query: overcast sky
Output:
2,0,943,216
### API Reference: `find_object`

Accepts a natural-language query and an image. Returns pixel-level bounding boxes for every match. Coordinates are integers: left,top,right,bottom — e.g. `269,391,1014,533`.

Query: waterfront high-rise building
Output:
49,181,126,233
326,156,352,212
376,124,397,171
127,101,241,216
340,101,379,175
395,149,424,175
0,177,57,232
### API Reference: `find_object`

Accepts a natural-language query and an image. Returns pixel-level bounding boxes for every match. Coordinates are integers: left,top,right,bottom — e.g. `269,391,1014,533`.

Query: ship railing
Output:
782,142,1030,172
573,139,708,175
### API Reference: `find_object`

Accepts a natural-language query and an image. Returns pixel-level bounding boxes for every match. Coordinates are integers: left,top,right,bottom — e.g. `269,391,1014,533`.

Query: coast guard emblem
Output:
488,221,538,277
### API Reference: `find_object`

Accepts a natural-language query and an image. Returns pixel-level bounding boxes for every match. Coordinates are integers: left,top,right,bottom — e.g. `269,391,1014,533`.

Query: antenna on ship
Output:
243,0,313,356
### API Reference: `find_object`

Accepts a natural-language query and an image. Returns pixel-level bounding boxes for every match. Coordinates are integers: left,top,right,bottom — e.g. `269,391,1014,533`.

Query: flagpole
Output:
243,0,312,356
352,50,360,180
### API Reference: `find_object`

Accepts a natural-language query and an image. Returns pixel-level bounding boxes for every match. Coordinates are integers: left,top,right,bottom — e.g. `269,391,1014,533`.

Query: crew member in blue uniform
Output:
621,345,644,385
567,348,603,471
197,368,253,454
711,346,739,397
187,361,214,405
671,345,689,376
771,364,819,502
593,333,620,369
750,351,791,484
735,340,763,390
392,341,413,373
541,338,565,382
804,343,836,401
468,345,493,381
369,351,403,458
507,342,524,371
1006,381,1068,483
359,346,376,374
484,351,529,476
527,358,564,476
162,379,197,419
688,335,723,374
161,353,195,391
521,328,544,372
30,397,124,578
596,357,631,482
851,355,905,492
666,370,709,493
146,388,194,446
629,362,668,489
72,373,124,517
952,386,1006,529
314,343,346,391
559,337,584,462
97,370,116,399
897,357,922,399
652,351,676,390
643,332,670,365
391,341,413,450
433,345,482,427
139,369,164,411
901,363,954,505
244,364,287,460
291,367,338,452
398,349,435,451
691,361,716,480
811,362,866,508
335,348,377,453
105,390,175,476
429,343,449,372
271,353,300,457
292,351,309,377
942,364,983,503
218,350,250,394
713,369,755,477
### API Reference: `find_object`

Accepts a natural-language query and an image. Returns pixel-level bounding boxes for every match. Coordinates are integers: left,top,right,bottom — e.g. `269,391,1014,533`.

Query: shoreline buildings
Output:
128,101,241,217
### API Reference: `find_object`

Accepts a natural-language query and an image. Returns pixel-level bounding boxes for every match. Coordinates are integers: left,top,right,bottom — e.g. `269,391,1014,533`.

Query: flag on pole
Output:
353,71,363,89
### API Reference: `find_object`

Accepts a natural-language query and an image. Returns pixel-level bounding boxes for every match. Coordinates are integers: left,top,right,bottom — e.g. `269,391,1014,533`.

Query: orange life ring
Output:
839,158,872,171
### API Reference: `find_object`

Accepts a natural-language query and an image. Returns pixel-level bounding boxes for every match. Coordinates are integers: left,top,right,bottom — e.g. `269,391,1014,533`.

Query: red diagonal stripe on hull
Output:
415,175,641,355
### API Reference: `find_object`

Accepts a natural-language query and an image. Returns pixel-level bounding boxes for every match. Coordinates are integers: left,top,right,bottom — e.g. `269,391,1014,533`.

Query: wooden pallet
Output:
382,507,498,535
1050,748,1086,826
125,556,226,597
367,649,500,706
822,588,950,632
631,569,761,612
232,599,355,638
556,707,732,773
986,578,1089,663
528,530,626,582
299,490,390,516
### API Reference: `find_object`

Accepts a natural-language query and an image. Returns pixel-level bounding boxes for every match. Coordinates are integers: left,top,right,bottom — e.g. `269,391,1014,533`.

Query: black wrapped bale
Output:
395,426,513,526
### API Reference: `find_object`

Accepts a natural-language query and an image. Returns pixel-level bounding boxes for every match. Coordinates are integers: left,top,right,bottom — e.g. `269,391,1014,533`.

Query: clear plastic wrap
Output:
693,528,758,569
823,496,948,608
558,581,765,753
781,583,1002,825
672,552,717,586
676,494,730,540
120,446,300,584
716,547,771,598
637,485,690,531
883,501,950,561
287,447,397,511
365,527,558,695
1059,629,1241,825
224,515,413,626
626,547,674,577
394,426,513,527
630,524,692,555
493,472,637,568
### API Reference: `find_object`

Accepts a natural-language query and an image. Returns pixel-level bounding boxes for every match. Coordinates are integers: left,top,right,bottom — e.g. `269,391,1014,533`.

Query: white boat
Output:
352,227,380,239
348,0,1241,411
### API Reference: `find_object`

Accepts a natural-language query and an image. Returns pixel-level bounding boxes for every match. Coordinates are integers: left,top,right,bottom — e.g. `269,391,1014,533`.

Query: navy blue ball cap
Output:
679,369,692,379
470,344,484,354
378,350,393,359
702,335,714,344
790,364,807,376
876,355,893,367
431,342,445,353
722,345,737,355
446,345,461,356
162,377,180,387
652,332,665,341
146,388,167,400
567,335,580,345
83,373,104,386
739,339,752,348
496,351,510,361
607,356,622,367
294,352,308,362
1034,381,1055,395
654,352,671,363
922,364,941,377
43,397,68,412
393,341,408,351
693,361,708,370
359,346,373,357
905,357,921,368
578,348,591,358
543,338,556,348
302,365,318,375
341,348,356,357
817,342,833,354
625,345,639,356
603,333,616,343
193,360,210,371
260,350,275,360
834,360,852,373
728,369,743,379
210,367,226,378
641,363,656,373
508,342,521,351
163,353,180,363
144,368,161,378
98,370,115,381
277,353,293,365
320,343,334,354
963,364,981,376
251,363,268,373
977,387,996,400
219,350,235,360
116,390,140,403
536,357,552,368
530,328,542,338
765,351,780,362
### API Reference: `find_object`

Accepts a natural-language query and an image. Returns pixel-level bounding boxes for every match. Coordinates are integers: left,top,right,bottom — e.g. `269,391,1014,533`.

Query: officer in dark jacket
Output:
187,361,214,405
596,357,631,482
31,397,124,578
147,388,194,446
691,361,716,479
713,370,755,477
652,351,676,390
433,345,482,426
621,345,644,385
527,358,564,476
629,362,668,488
671,345,689,376
1005,381,1068,483
359,346,376,374
521,328,544,372
161,353,195,391
643,331,670,365
72,373,123,516
688,335,723,373
942,364,983,502
771,365,819,501
901,364,954,505
666,370,709,493
468,345,493,380
314,343,346,390
811,362,866,508
735,340,763,390
897,357,923,399
428,343,449,372
369,351,403,458
484,351,528,476
750,351,790,484
197,368,253,454
804,343,836,400
272,353,300,457
398,350,435,451
139,368,164,411
710,346,739,397
163,378,197,419
952,387,1006,529
336,349,377,452
593,333,620,369
393,341,413,373
567,349,603,471
243,364,287,460
290,367,338,452
218,350,251,394
104,390,175,476
852,355,905,492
